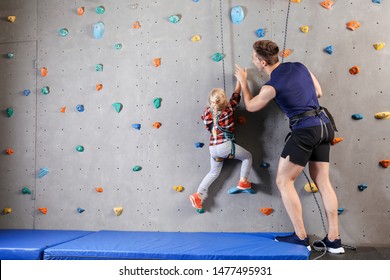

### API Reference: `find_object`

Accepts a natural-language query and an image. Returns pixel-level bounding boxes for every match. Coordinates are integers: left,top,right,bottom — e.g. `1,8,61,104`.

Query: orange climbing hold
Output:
379,160,390,168
96,84,103,91
133,21,141,29
77,7,85,16
279,49,292,58
291,0,301,3
237,116,246,125
95,187,104,192
153,122,162,129
38,208,48,214
3,208,12,215
259,208,273,216
60,107,66,113
153,58,161,67
331,137,344,145
349,66,360,75
347,21,361,31
5,148,14,155
40,67,48,77
320,0,334,9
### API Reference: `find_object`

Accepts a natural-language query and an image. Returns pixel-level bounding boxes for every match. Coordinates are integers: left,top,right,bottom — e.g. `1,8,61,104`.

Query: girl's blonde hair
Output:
208,88,228,138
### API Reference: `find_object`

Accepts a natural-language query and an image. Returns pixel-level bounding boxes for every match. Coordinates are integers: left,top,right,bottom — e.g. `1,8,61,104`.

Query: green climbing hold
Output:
212,53,224,62
112,102,123,113
6,53,14,59
114,43,122,50
76,145,84,152
132,166,142,171
58,28,69,37
22,187,32,194
96,6,105,14
41,86,50,95
169,15,181,23
197,208,205,214
96,64,103,71
153,98,162,109
6,108,14,118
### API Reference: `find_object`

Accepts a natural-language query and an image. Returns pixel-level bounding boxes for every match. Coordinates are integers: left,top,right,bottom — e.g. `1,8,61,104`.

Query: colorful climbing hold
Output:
5,148,14,155
374,112,390,119
260,162,270,168
231,6,244,24
191,34,201,42
300,26,309,33
372,0,381,4
95,64,103,71
132,166,142,172
347,21,361,31
41,86,50,95
173,185,185,192
331,137,344,145
77,7,85,16
212,53,224,62
259,207,273,216
114,43,122,50
112,102,123,113
373,43,385,50
93,21,105,39
40,67,48,77
3,208,12,215
379,160,390,168
358,184,368,191
279,49,292,58
256,28,265,38
7,16,16,23
6,108,14,118
349,66,360,75
337,208,344,215
38,208,48,214
58,28,69,37
133,21,141,29
132,124,141,130
113,207,123,216
195,142,204,148
95,187,104,193
22,187,32,194
153,58,161,67
291,0,301,2
169,15,181,23
197,208,205,214
304,182,318,193
324,45,334,55
6,53,14,59
153,122,162,129
76,104,85,112
96,84,103,91
23,89,31,96
77,207,85,213
76,145,84,152
130,4,139,9
60,107,66,113
96,6,105,14
237,116,246,125
320,0,334,9
352,114,363,120
38,167,49,178
153,98,162,108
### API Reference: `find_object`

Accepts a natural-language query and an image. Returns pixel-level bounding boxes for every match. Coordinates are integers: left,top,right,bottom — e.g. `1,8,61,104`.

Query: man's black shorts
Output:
281,123,334,167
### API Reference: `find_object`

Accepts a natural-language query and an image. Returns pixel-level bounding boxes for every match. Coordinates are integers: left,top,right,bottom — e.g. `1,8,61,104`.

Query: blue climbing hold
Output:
77,207,85,213
372,0,380,4
256,28,265,38
337,208,344,215
358,184,368,191
195,142,204,148
228,186,255,194
352,114,363,120
76,104,85,112
260,162,270,168
38,167,49,178
324,45,334,54
23,89,31,96
93,21,105,39
132,124,141,130
231,6,245,24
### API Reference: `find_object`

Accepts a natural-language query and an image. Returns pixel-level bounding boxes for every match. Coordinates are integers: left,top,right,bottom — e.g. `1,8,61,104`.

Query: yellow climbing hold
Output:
8,16,16,23
300,26,309,33
3,208,12,215
304,182,318,193
374,112,390,119
373,43,385,51
191,35,201,42
113,207,123,216
291,0,301,3
173,185,185,192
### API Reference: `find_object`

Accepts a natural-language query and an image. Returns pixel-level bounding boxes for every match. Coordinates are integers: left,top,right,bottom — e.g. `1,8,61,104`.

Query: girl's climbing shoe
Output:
189,193,203,210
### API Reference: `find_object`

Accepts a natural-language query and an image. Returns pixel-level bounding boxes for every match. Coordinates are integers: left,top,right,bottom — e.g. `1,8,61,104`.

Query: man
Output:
234,40,344,253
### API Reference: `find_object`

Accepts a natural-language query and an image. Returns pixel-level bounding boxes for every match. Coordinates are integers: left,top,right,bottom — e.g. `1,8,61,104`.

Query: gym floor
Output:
310,246,390,260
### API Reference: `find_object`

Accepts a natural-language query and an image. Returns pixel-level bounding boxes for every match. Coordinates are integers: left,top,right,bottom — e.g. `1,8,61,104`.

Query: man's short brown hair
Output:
253,40,279,65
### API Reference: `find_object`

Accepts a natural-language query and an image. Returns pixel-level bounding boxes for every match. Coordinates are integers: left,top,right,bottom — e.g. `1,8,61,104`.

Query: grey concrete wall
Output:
0,0,389,246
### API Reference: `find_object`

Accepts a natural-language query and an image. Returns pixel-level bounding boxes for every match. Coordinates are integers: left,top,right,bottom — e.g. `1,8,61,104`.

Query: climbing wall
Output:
0,0,389,246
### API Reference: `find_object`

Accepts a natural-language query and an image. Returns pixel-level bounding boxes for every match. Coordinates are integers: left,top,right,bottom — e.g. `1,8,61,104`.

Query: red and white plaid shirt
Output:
201,92,241,146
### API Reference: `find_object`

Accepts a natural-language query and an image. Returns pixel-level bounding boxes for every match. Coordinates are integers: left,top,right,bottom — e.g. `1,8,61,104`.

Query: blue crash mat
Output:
43,231,310,260
0,229,93,260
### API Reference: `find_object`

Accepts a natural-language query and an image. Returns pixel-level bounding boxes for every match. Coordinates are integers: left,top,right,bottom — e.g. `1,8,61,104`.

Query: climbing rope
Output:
281,0,292,63
218,0,226,91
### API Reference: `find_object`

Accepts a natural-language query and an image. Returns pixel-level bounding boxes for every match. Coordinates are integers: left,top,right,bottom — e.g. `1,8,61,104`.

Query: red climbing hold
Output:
259,208,273,216
379,160,390,168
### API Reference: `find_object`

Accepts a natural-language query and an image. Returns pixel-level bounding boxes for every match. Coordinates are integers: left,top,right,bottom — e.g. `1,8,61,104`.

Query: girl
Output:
189,81,253,213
